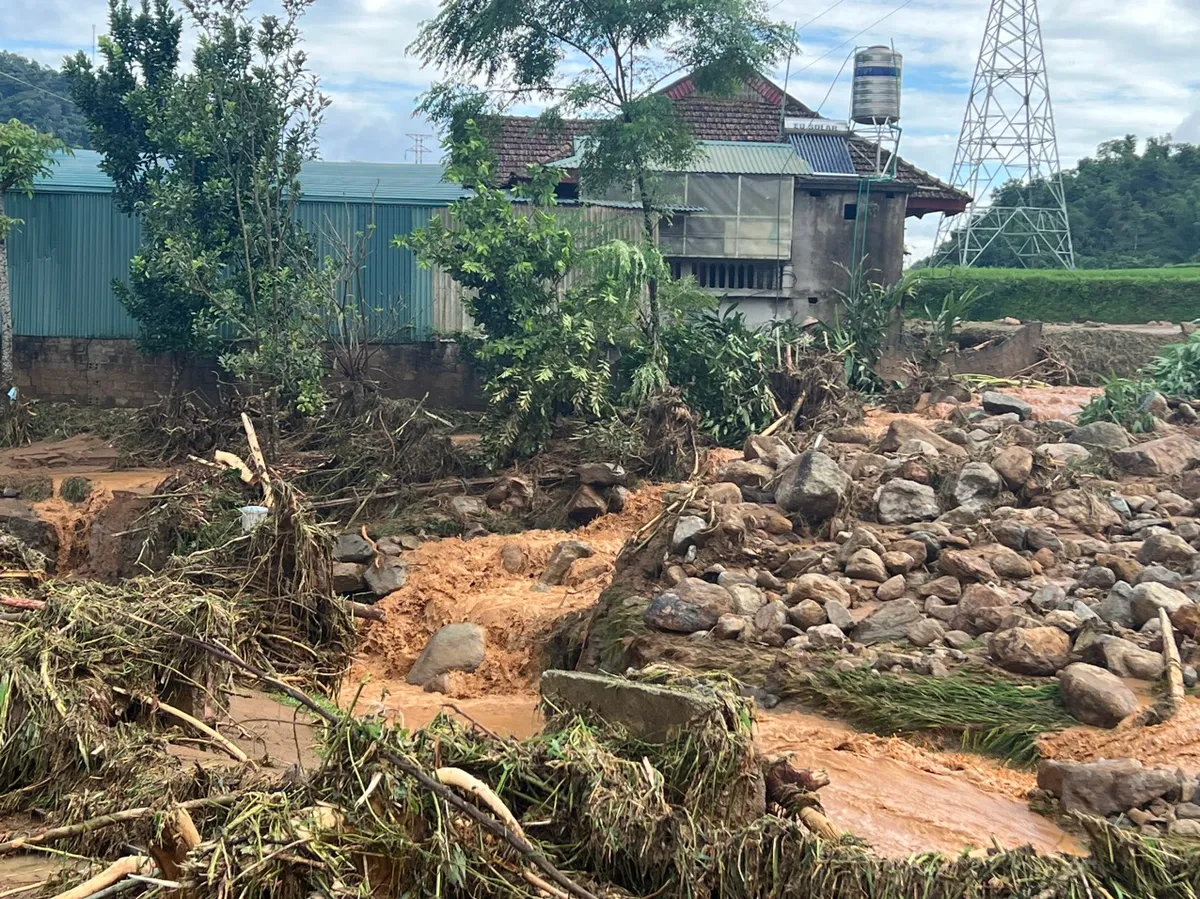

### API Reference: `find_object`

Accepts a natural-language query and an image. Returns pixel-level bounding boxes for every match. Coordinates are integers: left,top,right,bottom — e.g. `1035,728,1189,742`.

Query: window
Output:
670,259,784,292
662,173,793,259
844,203,859,220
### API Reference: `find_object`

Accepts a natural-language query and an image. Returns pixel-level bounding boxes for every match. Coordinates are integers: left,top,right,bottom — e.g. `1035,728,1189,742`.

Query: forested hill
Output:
0,52,91,148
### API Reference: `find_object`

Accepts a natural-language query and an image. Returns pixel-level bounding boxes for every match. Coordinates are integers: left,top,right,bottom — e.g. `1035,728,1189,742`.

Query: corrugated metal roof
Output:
549,140,811,175
31,150,467,205
788,133,857,176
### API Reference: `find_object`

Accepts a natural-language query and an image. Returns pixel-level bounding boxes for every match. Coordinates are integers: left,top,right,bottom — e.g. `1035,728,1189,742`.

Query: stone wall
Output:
14,337,485,409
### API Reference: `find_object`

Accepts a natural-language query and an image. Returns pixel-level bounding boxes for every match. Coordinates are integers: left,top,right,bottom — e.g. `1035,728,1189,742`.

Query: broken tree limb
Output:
799,807,840,840
0,596,43,611
149,805,202,881
48,856,153,899
112,688,250,764
436,767,527,840
346,599,385,622
171,632,602,899
1160,607,1186,714
212,450,254,484
240,413,273,509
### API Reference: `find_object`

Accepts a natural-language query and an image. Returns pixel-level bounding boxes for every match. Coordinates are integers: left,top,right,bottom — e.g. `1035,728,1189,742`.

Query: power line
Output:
0,68,75,105
795,0,917,74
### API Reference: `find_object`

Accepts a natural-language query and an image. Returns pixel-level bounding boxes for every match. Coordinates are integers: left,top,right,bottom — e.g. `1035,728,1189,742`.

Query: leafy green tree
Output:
0,121,68,393
0,53,91,148
411,0,794,371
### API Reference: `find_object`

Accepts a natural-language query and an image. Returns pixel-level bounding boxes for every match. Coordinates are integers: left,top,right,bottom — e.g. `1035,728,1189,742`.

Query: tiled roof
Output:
846,138,967,202
549,139,811,175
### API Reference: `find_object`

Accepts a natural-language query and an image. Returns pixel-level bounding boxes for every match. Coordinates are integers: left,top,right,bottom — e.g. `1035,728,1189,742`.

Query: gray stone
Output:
990,546,1033,579
876,574,908,601
1031,584,1068,613
1037,759,1180,817
982,391,1033,420
906,618,946,648
607,485,631,513
365,557,408,597
836,527,887,566
1095,583,1136,628
713,614,746,640
787,599,827,630
578,462,627,486
1170,819,1200,837
448,495,488,520
952,583,1018,635
1137,564,1184,587
824,599,854,632
990,626,1071,675
1186,666,1199,688
1058,663,1139,728
1076,565,1117,590
753,600,788,634
332,561,367,594
718,460,776,492
775,451,851,522
775,549,823,579
334,533,374,563
846,548,888,582
541,540,593,585
1100,636,1166,679
879,419,968,458
670,515,707,553
876,478,940,524
1069,421,1132,451
1131,582,1192,628
407,623,486,685
499,544,528,574
1027,526,1063,552
485,475,534,513
540,670,724,742
725,582,767,615
943,629,974,649
917,575,963,601
1044,609,1084,633
1176,802,1200,820
992,520,1030,551
952,462,1003,511
853,599,922,646
744,434,797,468
1112,434,1200,477
1039,443,1091,465
898,438,940,457
1138,532,1196,566
1072,601,1102,624
807,623,847,648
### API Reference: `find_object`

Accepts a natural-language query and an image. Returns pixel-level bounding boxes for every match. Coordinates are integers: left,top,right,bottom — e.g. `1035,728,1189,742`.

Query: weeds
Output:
1077,377,1159,433
1147,329,1200,398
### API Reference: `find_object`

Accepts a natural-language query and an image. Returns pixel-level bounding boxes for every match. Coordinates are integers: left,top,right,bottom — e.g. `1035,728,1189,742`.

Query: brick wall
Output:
14,337,485,409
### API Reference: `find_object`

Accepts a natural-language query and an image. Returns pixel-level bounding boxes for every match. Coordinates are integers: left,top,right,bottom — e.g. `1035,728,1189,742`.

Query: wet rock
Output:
743,434,797,468
876,479,940,524
938,549,995,583
1037,759,1180,817
952,462,1003,511
981,391,1033,420
566,485,608,525
852,599,922,645
882,550,917,575
775,451,851,522
1069,421,1131,451
644,580,735,633
990,626,1071,675
790,573,851,606
952,583,1018,635
485,476,534,513
334,533,375,563
1130,582,1192,627
824,599,854,632
541,540,593,585
1076,565,1117,590
753,600,788,634
876,574,908,601
1100,636,1165,679
365,558,409,597
1058,663,1139,728
1112,435,1200,477
713,614,746,640
990,546,1033,579
1138,532,1196,566
670,515,707,553
332,561,367,594
992,446,1034,491
407,623,486,685
846,548,888,582
578,462,627,486
719,460,776,493
889,538,929,567
1051,490,1122,532
807,623,846,648
907,618,945,648
879,419,968,458
917,575,963,601
787,599,827,630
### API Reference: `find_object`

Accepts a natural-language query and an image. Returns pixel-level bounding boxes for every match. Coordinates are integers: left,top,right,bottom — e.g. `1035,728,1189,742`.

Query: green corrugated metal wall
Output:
5,190,438,341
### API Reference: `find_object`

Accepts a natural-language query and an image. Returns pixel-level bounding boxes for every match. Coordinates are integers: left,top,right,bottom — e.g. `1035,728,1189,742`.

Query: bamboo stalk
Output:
1160,607,1186,714
48,856,152,899
240,413,273,508
113,688,250,764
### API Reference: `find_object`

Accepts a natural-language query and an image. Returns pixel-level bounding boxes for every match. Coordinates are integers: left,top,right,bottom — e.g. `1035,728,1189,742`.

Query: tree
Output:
0,120,68,395
411,0,793,374
0,53,92,148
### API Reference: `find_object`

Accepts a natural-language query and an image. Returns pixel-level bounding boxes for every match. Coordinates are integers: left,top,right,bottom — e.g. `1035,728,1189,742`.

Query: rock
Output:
952,583,1017,635
876,479,940,524
725,582,767,615
365,558,408,597
697,483,743,505
1177,802,1200,821
1039,443,1091,465
1076,565,1117,590
917,575,963,601
1171,820,1200,837
1130,582,1192,627
824,599,854,632
992,520,1029,551
644,581,735,633
981,391,1033,420
894,458,933,485
898,438,940,457
398,535,423,551
1113,435,1200,477
423,673,451,694
1058,663,1139,728
1136,564,1184,587
743,434,797,468
448,495,488,521
952,462,1003,511
937,507,979,527
670,515,707,553
852,599,922,645
407,623,486,685
753,600,788,634
890,538,929,567
907,618,946,647
876,574,908,601
1069,421,1132,451
564,558,609,587
775,549,823,579
332,561,367,594
1045,609,1084,633
1095,584,1135,628
485,476,534,513
606,485,631,513
807,623,846,648
882,551,917,575
1170,603,1200,639
1100,636,1166,679
713,614,746,640
992,446,1034,491
879,419,968,458
789,573,851,606
990,546,1034,579
718,460,776,492
943,629,973,649
566,485,608,525
904,532,943,563
737,503,793,535
334,533,375,563
540,670,725,742
845,548,888,582
1187,666,1199,688
1037,759,1180,817
1138,532,1196,565
851,454,890,478
1027,526,1063,552
775,451,851,522
1051,489,1122,533
578,462,627,486
787,599,827,630
541,540,593,586
990,626,1071,675
1031,584,1068,612
837,527,887,565
938,549,996,583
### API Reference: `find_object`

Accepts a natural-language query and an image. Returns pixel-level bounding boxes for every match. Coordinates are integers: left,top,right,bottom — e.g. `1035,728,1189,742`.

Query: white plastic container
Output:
240,505,270,533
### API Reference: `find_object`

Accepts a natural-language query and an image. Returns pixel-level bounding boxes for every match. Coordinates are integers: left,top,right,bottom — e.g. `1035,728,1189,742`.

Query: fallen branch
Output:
346,599,385,622
49,856,153,899
0,596,44,611
241,413,274,509
799,807,840,840
113,688,250,764
1161,607,1186,714
436,767,527,839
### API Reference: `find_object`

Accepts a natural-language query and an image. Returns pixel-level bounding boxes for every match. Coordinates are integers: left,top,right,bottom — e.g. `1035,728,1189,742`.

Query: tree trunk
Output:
0,193,13,396
636,175,663,368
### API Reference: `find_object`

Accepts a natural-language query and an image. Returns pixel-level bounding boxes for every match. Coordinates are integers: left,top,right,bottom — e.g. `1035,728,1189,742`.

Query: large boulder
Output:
775,451,851,521
879,419,968,458
1037,759,1181,817
406,623,486,685
876,479,940,524
1050,489,1122,533
541,540,594,586
951,583,1017,635
990,626,1071,675
1068,421,1132,451
1137,532,1197,566
1130,582,1193,628
992,446,1034,491
718,460,776,493
789,573,851,606
852,598,922,645
334,533,375,563
981,391,1033,420
1058,663,1139,728
1099,635,1165,679
845,548,888,582
1112,435,1200,477
644,578,735,633
540,670,722,742
952,462,1003,511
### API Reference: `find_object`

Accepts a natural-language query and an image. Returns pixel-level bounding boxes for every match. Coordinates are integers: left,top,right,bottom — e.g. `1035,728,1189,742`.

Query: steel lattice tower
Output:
933,0,1074,268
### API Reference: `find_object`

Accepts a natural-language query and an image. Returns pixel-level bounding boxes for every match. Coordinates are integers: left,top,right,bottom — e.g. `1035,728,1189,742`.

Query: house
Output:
488,75,969,325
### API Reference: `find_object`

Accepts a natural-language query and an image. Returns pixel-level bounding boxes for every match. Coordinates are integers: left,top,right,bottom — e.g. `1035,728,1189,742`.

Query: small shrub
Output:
1077,377,1157,433
1147,330,1200,398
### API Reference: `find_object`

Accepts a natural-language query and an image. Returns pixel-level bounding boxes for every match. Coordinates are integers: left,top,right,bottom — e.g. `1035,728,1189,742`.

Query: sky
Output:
4,0,1199,261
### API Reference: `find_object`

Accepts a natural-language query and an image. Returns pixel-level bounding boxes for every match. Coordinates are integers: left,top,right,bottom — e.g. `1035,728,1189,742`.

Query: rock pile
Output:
1038,758,1200,836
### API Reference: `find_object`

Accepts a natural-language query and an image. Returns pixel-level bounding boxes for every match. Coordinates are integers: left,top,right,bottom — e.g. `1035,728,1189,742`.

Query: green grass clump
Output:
775,666,1077,764
1077,376,1159,432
